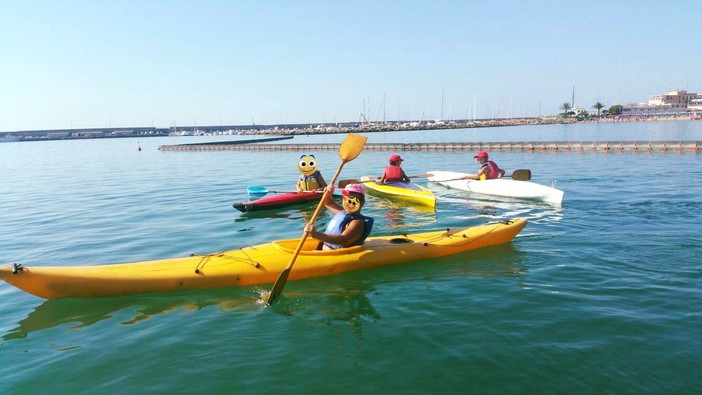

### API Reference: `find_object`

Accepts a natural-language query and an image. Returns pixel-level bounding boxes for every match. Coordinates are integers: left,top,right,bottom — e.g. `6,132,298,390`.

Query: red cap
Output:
389,154,403,162
473,151,488,158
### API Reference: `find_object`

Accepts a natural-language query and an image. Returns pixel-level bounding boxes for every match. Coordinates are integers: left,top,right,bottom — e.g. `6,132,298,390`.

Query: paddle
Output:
432,169,531,182
264,133,368,304
338,173,435,188
507,169,531,181
247,186,341,198
247,186,321,196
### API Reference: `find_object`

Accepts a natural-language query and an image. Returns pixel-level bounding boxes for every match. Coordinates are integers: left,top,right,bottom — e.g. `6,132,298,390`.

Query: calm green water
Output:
1,122,701,394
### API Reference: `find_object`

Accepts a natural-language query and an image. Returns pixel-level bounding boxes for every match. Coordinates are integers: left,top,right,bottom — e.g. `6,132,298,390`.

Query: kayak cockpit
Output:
271,236,416,255
271,238,371,255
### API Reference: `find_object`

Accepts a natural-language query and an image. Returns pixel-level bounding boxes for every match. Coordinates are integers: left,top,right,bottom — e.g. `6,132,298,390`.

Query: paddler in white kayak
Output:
304,183,374,250
296,154,328,192
378,153,411,184
464,151,506,180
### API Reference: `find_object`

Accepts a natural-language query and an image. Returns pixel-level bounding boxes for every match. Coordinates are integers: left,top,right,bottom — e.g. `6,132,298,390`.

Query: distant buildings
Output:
3,127,169,141
688,97,702,111
622,90,701,116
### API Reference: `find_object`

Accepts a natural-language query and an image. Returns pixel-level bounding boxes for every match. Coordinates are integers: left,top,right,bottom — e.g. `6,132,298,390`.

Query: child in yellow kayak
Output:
296,154,328,192
379,153,410,183
305,183,374,250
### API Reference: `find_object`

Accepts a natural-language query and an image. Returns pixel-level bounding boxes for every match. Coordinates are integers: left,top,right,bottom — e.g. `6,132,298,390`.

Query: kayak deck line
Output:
158,141,701,153
193,249,263,274
0,219,527,299
173,221,512,275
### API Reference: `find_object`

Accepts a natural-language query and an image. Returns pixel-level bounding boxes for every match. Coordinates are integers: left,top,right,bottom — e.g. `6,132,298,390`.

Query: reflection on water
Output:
2,290,263,341
431,185,564,225
262,287,381,337
262,243,527,319
374,243,530,284
364,197,437,229
3,286,381,341
234,204,330,224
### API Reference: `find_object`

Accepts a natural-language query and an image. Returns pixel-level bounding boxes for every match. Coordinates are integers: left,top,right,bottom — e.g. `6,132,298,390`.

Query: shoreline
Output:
261,114,701,137
2,114,700,142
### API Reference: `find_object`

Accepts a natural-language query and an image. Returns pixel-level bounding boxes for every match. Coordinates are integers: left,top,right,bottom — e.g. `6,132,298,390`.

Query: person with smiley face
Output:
296,154,328,192
304,183,374,250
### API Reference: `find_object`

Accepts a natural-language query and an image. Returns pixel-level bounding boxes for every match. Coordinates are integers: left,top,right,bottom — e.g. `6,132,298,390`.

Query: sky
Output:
0,0,700,132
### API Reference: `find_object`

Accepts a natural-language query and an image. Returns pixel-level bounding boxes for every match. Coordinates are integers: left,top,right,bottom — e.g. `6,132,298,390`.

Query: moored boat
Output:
360,176,436,207
0,219,526,299
428,170,564,205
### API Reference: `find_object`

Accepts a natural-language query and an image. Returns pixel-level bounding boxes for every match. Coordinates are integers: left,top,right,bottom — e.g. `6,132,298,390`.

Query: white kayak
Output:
427,170,564,205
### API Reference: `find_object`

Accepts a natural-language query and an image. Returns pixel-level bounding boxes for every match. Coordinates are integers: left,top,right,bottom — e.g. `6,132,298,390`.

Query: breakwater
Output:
158,140,701,153
164,135,293,147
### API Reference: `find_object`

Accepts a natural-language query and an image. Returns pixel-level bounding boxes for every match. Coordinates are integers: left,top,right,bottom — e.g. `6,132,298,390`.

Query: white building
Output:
687,98,702,112
622,89,701,116
648,90,698,107
571,107,588,116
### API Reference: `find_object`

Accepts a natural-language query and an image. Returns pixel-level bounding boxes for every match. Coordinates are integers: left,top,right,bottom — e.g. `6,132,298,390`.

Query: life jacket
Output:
298,170,322,191
481,161,500,180
323,211,374,250
383,165,403,182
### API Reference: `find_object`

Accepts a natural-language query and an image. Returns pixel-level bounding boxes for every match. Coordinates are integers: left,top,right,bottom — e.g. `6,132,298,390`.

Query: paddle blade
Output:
265,267,291,304
339,133,367,162
247,186,268,197
510,169,531,181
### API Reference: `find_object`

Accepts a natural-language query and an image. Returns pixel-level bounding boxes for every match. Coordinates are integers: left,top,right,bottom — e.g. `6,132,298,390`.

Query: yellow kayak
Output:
360,176,436,207
1,219,526,299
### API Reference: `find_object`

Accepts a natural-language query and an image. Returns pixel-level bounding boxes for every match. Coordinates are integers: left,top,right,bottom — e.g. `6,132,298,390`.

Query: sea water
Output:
1,121,701,393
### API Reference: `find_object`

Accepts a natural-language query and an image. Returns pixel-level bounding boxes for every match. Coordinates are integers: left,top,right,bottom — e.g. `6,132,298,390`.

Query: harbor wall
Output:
158,141,701,153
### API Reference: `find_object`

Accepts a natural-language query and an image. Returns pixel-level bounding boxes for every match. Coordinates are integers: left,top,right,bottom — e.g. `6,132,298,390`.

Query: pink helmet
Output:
473,151,488,158
342,183,366,196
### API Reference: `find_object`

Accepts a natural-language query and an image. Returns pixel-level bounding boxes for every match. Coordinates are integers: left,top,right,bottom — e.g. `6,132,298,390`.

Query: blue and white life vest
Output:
323,211,374,250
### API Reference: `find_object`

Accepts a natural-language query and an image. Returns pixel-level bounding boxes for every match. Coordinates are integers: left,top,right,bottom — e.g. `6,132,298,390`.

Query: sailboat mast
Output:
441,90,445,120
383,90,386,124
473,95,477,122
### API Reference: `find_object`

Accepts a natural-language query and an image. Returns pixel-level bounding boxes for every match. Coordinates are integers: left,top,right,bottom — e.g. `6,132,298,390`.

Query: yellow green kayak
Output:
0,219,526,299
360,176,436,207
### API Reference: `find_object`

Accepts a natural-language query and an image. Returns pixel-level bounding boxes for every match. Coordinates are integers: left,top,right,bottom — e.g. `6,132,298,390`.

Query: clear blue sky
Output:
1,0,700,131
